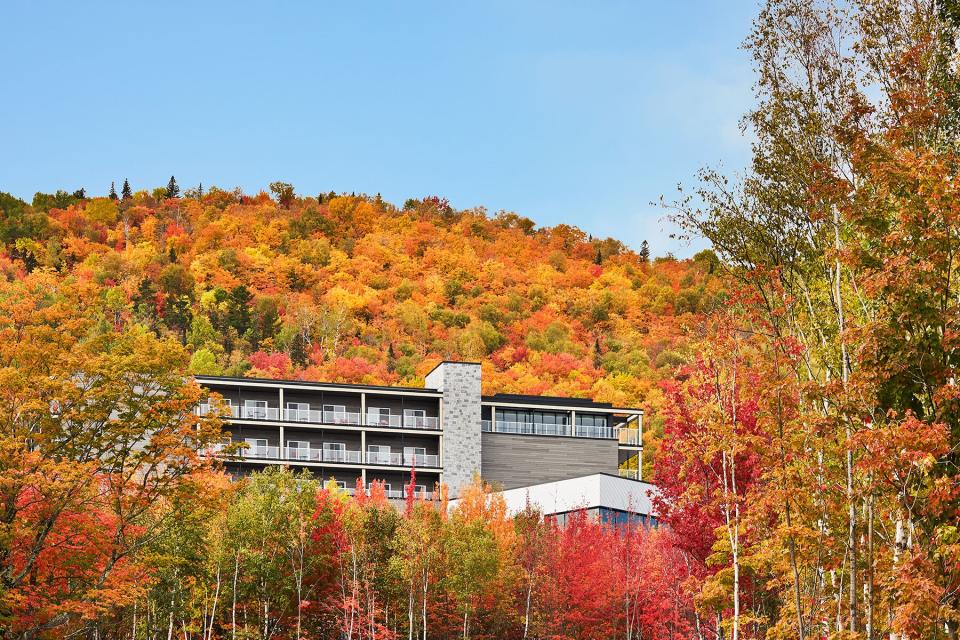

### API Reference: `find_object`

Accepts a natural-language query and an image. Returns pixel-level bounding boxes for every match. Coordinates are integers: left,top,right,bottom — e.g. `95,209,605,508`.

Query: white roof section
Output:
488,473,658,517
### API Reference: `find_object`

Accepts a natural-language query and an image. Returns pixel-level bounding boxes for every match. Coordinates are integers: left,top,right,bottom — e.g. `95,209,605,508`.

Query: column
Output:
424,362,481,498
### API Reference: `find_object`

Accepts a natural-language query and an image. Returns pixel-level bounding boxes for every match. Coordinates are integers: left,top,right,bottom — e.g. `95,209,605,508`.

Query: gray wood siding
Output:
480,433,618,489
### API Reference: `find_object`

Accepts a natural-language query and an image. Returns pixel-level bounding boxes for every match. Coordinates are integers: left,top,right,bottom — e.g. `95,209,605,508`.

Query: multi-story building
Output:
196,361,643,500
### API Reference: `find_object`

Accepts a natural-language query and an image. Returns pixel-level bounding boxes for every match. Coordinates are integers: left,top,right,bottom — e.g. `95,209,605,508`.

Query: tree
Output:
166,175,180,199
121,178,132,200
108,181,118,200
638,240,650,262
0,271,224,637
269,182,295,208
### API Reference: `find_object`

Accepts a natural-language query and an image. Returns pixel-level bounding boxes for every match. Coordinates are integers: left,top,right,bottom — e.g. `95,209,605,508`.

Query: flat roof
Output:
482,393,642,414
194,375,442,395
458,473,659,517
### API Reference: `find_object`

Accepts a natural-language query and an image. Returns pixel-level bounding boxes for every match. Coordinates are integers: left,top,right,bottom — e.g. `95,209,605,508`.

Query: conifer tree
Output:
165,175,180,199
121,178,132,200
639,240,650,262
109,182,118,200
594,247,603,265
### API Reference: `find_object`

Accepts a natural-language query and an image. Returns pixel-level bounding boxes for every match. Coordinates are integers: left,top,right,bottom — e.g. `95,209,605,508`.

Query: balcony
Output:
574,425,616,439
404,452,440,467
366,413,440,430
199,403,439,430
285,447,363,464
243,445,280,459
482,420,570,437
618,468,641,480
367,450,402,466
481,419,638,442
366,451,440,468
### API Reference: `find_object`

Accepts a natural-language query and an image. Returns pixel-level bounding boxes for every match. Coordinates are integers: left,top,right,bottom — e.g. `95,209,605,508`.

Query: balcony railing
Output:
366,413,404,428
199,404,439,429
209,443,438,467
482,419,639,443
366,414,440,430
366,451,403,466
618,468,641,480
285,447,363,464
404,453,440,467
574,425,615,439
482,420,571,437
243,445,280,459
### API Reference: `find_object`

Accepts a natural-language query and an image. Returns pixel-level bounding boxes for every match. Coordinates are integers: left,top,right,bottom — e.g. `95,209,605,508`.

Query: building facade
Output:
196,361,643,498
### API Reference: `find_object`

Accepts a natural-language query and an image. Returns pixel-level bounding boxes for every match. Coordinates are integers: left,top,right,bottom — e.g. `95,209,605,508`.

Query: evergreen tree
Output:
165,175,180,199
109,182,118,200
639,240,650,262
387,342,396,372
594,247,603,265
72,188,86,199
121,178,132,200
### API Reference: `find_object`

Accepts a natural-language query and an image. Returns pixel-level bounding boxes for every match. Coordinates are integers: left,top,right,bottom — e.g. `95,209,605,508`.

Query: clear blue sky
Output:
1,1,757,258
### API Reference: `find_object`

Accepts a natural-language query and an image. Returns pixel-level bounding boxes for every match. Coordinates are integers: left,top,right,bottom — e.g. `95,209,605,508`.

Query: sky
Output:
1,1,758,258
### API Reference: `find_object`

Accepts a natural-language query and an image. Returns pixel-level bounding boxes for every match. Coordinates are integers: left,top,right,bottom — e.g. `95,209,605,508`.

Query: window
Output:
367,444,391,464
323,404,347,424
404,446,426,465
407,484,427,496
367,407,392,426
287,440,310,460
243,399,268,419
286,402,311,422
404,408,426,428
323,442,346,462
244,438,268,456
369,482,392,493
335,480,347,490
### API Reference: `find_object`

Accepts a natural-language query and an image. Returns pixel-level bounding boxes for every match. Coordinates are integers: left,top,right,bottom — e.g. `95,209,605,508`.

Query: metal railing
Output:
403,415,439,429
208,442,438,467
200,403,439,429
366,451,403,466
283,447,363,464
366,414,440,430
482,419,639,443
618,468,641,480
366,413,404,428
324,449,362,464
242,445,280,459
404,453,440,467
574,425,615,439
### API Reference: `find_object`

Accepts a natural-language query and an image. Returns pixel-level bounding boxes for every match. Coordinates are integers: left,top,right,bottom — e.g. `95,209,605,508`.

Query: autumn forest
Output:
3,0,960,639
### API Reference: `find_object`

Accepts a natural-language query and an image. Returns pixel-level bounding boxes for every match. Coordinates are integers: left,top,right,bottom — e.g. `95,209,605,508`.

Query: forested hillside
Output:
0,185,723,462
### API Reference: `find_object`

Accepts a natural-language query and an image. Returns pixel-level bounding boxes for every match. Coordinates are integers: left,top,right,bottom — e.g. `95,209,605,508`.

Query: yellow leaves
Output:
84,198,118,225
